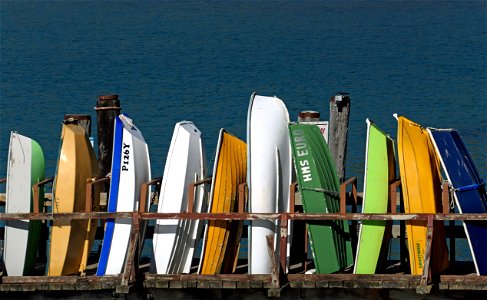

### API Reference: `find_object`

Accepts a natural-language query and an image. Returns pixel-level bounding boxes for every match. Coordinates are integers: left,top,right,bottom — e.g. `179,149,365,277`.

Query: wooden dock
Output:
0,177,486,298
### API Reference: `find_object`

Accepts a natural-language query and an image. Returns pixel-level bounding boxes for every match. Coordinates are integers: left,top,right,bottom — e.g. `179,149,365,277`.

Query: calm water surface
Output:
1,1,486,185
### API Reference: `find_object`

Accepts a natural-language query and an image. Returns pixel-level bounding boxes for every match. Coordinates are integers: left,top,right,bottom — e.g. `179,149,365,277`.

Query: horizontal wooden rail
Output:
1,211,486,221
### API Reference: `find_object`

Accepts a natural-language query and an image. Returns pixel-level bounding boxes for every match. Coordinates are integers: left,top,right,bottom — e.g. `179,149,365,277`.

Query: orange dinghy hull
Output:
395,114,448,275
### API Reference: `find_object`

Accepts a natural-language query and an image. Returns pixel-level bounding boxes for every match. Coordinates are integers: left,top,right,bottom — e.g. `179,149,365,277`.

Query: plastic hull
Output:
247,93,292,274
289,124,353,274
4,132,45,276
97,115,150,276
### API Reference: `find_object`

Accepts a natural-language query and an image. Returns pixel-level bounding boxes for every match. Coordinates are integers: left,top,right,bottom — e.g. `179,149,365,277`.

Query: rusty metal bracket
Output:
340,177,357,214
389,179,401,214
32,177,54,214
85,176,110,213
238,182,247,213
187,177,212,213
289,182,298,214
139,177,163,213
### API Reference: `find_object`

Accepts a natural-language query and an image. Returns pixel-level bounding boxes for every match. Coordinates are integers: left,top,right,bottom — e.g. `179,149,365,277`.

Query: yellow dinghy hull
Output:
199,129,247,274
395,115,448,275
48,124,100,276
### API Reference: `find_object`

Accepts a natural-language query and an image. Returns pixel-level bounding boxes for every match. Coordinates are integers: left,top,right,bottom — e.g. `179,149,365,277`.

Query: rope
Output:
299,186,340,198
449,184,455,210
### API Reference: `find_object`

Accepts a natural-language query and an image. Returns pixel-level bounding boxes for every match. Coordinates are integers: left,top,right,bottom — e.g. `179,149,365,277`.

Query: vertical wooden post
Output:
266,235,280,289
118,212,139,294
298,111,320,122
95,95,121,192
279,213,288,275
418,214,434,294
399,186,408,273
329,92,351,183
63,114,92,137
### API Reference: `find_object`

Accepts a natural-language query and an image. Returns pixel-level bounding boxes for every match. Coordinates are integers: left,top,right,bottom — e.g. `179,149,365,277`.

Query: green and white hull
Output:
4,132,45,276
289,124,353,274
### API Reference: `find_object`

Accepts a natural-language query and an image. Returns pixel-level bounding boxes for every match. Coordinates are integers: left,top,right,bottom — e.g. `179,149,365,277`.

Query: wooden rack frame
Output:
0,177,486,296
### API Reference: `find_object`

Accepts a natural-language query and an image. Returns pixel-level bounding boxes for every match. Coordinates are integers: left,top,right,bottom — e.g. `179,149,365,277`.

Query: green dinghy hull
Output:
289,124,353,274
353,119,395,274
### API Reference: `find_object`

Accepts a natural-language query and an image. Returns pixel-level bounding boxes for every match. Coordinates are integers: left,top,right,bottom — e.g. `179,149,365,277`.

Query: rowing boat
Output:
198,129,247,274
4,132,45,276
395,114,448,275
48,124,100,276
247,93,292,274
428,127,487,275
289,123,353,274
354,119,395,274
97,114,151,276
152,121,207,274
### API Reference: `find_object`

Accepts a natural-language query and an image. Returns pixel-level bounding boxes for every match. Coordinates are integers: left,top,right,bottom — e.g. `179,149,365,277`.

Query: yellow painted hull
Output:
199,130,247,274
48,124,100,276
396,116,448,275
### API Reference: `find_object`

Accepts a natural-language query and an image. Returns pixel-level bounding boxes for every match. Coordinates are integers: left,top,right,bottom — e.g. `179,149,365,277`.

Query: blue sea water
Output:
1,0,486,186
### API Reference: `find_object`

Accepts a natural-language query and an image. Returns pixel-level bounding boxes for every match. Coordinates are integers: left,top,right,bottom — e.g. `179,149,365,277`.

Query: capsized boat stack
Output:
0,93,486,297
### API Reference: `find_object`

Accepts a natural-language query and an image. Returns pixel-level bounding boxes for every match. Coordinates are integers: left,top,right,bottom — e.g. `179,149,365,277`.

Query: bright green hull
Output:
354,119,395,274
26,139,45,274
289,124,353,274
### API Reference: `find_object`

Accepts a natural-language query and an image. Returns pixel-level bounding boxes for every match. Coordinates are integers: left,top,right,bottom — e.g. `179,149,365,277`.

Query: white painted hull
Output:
247,93,292,274
4,132,45,276
152,121,206,274
97,114,151,276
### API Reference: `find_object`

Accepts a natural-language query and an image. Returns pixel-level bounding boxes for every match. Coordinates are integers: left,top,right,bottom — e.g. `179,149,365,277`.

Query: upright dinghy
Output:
97,114,151,276
247,93,292,274
354,119,395,274
4,132,45,276
395,114,448,275
48,124,100,276
152,121,207,274
198,129,247,274
289,123,353,274
428,127,487,275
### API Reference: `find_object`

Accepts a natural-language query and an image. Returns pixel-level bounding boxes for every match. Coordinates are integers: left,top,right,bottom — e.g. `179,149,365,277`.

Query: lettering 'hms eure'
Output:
293,130,312,182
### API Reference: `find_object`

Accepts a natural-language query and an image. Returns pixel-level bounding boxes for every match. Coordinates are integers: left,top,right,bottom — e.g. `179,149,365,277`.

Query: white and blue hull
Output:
97,114,150,276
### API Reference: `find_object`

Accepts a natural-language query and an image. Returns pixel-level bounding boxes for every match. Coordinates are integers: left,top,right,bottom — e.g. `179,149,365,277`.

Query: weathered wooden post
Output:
329,92,351,183
63,114,92,137
95,95,121,189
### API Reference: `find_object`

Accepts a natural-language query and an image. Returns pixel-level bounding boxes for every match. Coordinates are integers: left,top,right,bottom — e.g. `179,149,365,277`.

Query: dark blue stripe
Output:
96,117,123,276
